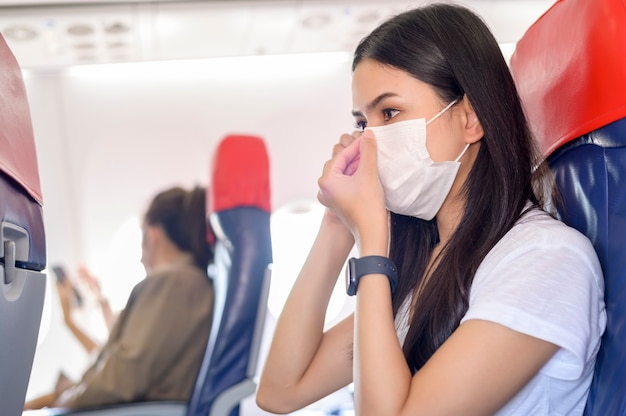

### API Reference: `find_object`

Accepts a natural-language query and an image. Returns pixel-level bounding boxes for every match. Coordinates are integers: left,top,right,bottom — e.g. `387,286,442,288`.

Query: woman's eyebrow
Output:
351,92,399,117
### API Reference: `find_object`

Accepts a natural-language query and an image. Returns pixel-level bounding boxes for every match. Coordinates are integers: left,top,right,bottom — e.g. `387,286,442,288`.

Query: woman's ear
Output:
143,225,163,249
460,95,484,144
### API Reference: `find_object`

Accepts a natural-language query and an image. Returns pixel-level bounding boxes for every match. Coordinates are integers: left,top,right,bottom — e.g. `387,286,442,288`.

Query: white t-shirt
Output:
395,208,606,415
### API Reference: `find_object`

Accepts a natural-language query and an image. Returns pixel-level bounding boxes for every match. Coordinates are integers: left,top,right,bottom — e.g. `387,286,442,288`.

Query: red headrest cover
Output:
210,134,271,213
0,34,43,204
510,0,626,157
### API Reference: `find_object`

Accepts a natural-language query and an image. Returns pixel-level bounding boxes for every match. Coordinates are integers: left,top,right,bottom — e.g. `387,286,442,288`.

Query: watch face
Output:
346,257,358,296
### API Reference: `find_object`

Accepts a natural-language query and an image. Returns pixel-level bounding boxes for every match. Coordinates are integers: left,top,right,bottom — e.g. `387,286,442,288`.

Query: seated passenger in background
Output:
257,3,606,415
24,185,215,410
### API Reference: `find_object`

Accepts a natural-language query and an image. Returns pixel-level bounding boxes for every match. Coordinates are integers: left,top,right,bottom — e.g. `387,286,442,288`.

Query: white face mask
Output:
366,99,469,220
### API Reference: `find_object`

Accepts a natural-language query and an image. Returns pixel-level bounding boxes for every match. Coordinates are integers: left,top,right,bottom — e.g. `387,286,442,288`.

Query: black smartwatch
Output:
346,255,398,296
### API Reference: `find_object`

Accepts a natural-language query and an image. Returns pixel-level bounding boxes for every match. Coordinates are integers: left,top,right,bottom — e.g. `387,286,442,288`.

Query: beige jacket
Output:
57,257,214,409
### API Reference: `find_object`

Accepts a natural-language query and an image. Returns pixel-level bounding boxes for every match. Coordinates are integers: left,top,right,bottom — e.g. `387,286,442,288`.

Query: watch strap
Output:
349,255,398,295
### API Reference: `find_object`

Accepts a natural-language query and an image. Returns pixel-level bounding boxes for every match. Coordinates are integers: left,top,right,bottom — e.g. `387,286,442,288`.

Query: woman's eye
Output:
354,120,367,131
382,109,400,121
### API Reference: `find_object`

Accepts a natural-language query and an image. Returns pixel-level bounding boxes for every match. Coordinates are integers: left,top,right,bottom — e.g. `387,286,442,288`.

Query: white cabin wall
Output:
22,72,95,401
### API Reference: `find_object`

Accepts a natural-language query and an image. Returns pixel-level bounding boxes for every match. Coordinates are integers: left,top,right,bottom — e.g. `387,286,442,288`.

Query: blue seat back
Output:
546,121,626,415
186,134,272,416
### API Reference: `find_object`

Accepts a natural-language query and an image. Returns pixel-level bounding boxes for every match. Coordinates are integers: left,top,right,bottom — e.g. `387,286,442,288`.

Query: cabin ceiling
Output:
0,0,554,70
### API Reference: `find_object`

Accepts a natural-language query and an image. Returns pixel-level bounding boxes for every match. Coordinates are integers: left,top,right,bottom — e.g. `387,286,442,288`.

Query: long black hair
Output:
144,186,214,270
353,3,549,371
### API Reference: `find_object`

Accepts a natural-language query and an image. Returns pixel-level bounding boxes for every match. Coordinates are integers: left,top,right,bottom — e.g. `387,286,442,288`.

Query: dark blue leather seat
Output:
510,0,626,414
0,34,48,416
187,134,273,416
546,121,626,415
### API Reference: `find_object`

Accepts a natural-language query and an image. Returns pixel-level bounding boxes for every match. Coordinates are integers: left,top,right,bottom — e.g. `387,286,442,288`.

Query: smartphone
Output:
50,264,84,307
51,265,68,283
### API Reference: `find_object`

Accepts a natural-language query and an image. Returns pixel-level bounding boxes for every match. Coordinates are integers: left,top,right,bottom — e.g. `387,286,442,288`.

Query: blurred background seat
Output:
30,134,273,416
188,133,273,416
510,0,626,414
0,33,48,416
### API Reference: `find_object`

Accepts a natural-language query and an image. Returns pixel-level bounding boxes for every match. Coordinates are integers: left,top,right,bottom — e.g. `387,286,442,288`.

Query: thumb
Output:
358,129,378,173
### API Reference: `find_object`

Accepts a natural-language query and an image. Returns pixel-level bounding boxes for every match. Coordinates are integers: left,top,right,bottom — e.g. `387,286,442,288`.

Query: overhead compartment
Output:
0,0,555,70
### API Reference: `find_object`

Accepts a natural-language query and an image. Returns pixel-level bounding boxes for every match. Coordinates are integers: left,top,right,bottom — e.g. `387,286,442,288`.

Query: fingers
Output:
328,137,362,177
78,265,94,283
56,278,69,291
357,129,378,175
78,265,102,294
317,129,372,201
344,138,362,175
319,129,374,192
56,282,70,301
332,132,361,156
329,130,376,178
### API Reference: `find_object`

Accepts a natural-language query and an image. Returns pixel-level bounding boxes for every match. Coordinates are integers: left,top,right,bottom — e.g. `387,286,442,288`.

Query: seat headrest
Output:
210,134,271,213
510,0,626,157
0,34,43,205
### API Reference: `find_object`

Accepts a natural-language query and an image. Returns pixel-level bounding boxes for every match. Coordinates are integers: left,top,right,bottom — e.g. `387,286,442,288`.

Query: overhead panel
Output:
0,3,143,68
0,0,555,70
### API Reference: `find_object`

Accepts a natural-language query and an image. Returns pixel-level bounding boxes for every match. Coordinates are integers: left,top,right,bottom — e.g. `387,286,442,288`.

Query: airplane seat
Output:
509,0,626,414
30,134,272,416
187,133,273,416
0,34,48,416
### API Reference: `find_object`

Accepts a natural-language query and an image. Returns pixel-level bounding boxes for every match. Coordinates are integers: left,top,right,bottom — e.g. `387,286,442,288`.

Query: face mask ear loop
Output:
425,98,459,126
454,143,471,162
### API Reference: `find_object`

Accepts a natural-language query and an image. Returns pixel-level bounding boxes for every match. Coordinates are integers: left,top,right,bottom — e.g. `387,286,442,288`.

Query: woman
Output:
25,185,215,410
256,3,606,415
